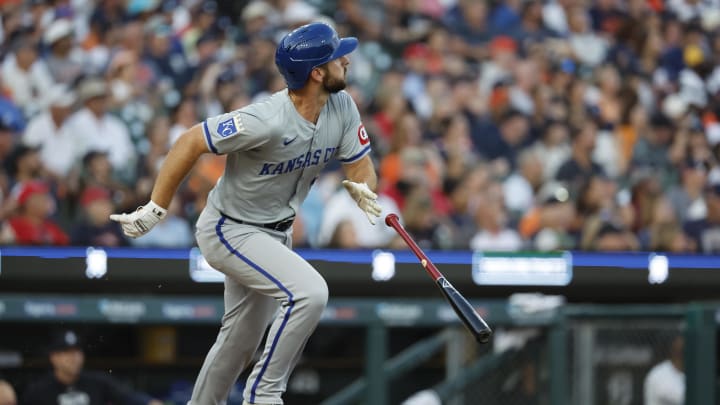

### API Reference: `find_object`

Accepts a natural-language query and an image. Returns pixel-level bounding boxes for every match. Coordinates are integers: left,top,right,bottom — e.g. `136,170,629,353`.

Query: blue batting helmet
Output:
275,22,358,90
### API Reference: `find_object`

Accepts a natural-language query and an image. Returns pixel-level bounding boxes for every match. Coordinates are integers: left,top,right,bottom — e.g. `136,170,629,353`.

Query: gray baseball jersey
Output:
202,88,371,223
189,89,372,405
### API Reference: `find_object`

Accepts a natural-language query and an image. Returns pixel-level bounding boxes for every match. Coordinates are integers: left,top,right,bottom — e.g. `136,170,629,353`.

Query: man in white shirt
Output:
1,36,54,117
644,335,685,405
22,85,78,178
64,78,136,181
318,183,400,248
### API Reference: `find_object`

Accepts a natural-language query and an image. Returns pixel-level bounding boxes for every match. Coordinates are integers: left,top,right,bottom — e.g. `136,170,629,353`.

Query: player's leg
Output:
196,217,328,404
189,277,278,403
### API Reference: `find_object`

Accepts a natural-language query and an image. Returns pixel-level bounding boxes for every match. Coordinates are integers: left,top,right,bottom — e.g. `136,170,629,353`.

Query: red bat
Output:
385,213,492,343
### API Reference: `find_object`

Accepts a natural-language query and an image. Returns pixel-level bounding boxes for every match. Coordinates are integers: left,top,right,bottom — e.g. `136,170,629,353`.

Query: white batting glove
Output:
109,200,167,238
342,180,382,225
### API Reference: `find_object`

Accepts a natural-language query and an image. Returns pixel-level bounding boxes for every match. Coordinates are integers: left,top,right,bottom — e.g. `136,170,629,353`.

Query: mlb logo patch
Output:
217,117,238,137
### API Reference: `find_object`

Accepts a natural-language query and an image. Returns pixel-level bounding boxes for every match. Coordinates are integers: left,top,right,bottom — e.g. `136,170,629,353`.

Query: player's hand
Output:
109,200,167,238
342,180,382,225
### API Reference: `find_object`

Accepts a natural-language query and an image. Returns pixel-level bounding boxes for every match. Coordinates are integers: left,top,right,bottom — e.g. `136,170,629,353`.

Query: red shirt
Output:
8,217,70,246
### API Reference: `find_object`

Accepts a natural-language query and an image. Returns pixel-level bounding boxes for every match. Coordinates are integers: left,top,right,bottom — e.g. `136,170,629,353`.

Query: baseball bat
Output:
385,213,492,343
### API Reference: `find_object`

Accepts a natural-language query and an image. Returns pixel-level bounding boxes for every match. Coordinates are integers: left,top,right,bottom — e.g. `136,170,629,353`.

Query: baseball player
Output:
110,22,381,405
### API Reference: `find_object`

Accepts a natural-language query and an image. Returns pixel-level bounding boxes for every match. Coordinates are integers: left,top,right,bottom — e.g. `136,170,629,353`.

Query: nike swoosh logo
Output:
283,137,298,146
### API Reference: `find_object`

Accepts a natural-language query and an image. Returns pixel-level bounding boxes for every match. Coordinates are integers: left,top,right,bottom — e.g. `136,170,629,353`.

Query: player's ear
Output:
309,66,325,84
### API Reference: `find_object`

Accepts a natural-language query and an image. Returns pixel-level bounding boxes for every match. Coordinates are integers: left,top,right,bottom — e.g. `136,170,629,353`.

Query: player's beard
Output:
322,71,347,93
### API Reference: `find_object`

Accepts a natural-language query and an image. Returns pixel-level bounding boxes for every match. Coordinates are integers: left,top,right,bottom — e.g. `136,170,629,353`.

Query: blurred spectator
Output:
143,19,191,90
644,334,684,405
327,219,360,249
567,5,608,67
555,122,606,188
650,222,696,253
530,121,571,181
0,380,16,405
65,77,136,181
581,218,639,251
1,34,53,117
21,84,78,179
445,165,490,249
474,109,530,175
667,158,710,223
401,184,453,250
79,150,136,213
70,186,128,247
685,181,720,253
43,18,85,85
503,149,545,216
168,97,198,145
469,182,524,251
7,180,68,246
4,144,44,190
22,329,162,405
631,113,682,189
318,184,400,249
129,195,193,248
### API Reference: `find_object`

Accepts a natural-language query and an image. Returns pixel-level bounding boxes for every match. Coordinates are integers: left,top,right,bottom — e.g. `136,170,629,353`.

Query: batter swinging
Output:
110,22,381,405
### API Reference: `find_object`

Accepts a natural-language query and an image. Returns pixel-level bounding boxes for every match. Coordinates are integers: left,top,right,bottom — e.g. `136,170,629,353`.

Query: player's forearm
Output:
150,124,209,208
343,155,377,191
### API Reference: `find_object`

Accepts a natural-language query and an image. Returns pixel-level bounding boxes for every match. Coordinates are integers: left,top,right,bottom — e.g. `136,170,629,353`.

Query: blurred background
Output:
0,0,719,403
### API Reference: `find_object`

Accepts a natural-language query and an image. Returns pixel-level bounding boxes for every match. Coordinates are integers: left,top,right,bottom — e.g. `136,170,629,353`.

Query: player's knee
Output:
300,279,328,314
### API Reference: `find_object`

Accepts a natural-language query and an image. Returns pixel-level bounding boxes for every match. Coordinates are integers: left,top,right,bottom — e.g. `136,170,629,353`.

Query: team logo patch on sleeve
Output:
357,124,369,145
217,115,244,137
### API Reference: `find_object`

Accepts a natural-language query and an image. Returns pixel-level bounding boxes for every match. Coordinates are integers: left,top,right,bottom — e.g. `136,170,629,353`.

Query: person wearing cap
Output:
70,185,128,246
43,18,85,85
6,180,68,245
22,84,78,178
22,329,162,405
0,34,54,117
110,22,379,404
64,77,135,181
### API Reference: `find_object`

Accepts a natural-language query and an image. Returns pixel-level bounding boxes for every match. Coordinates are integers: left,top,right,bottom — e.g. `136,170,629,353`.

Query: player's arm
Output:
151,124,209,207
342,154,377,191
110,125,209,238
341,154,381,224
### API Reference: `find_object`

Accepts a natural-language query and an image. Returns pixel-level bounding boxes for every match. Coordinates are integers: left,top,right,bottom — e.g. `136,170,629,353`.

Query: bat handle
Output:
385,214,442,280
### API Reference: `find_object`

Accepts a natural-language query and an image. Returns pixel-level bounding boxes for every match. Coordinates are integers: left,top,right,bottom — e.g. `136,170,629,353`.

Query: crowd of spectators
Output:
1,0,720,253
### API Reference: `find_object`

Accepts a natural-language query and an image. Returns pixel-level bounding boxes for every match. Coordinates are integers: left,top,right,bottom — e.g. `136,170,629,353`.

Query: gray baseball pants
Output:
188,206,328,405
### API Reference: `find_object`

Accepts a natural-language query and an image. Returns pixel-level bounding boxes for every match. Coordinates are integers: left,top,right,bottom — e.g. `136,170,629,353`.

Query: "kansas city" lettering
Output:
258,147,336,175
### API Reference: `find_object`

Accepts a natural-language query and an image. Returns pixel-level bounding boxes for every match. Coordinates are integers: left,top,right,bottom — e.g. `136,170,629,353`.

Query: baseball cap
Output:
13,180,49,206
43,19,73,46
45,84,76,109
242,1,273,21
79,186,111,207
48,329,83,352
77,78,108,102
489,35,518,55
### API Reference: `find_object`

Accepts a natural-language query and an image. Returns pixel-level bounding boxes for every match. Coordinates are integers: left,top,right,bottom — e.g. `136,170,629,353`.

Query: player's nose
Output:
340,55,350,66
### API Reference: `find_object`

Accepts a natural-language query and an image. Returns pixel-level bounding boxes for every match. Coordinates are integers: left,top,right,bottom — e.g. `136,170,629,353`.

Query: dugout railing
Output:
0,294,716,404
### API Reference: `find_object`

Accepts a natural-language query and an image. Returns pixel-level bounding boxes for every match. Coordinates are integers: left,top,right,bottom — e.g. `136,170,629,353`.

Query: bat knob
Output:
385,213,399,226
477,330,493,344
